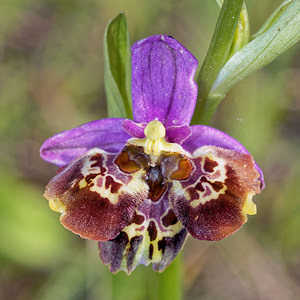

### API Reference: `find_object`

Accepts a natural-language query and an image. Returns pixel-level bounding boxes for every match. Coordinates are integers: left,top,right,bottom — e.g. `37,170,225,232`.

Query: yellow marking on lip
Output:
118,204,185,272
48,197,65,213
242,193,257,215
79,178,87,189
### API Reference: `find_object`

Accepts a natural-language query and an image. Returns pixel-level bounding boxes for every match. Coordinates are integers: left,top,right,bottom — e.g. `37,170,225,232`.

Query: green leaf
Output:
252,0,293,39
191,0,243,125
104,13,132,118
210,0,300,98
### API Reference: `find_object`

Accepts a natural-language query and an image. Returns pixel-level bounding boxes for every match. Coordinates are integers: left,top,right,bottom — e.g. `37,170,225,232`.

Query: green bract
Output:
192,0,300,125
211,0,300,98
104,13,132,119
191,0,244,125
216,0,250,58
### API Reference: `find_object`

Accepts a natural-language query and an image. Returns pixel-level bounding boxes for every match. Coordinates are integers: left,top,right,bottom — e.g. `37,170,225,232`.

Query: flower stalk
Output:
191,0,243,125
110,254,182,300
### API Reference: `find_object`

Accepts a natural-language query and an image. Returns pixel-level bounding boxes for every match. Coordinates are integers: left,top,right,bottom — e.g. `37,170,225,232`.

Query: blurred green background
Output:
0,0,299,299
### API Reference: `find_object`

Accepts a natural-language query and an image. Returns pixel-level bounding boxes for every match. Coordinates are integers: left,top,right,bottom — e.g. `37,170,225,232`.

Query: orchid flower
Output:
40,35,264,274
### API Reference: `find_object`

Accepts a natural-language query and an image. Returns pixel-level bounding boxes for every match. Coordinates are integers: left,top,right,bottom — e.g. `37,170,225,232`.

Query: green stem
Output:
155,254,183,300
191,0,243,125
111,254,183,300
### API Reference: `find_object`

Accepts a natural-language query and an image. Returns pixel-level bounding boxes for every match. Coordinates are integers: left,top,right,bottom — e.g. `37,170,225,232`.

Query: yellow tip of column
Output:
144,120,166,141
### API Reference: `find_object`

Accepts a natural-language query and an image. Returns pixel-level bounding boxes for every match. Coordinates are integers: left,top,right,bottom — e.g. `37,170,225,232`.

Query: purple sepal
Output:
131,35,198,127
40,118,130,166
122,119,146,138
181,125,265,189
165,125,191,144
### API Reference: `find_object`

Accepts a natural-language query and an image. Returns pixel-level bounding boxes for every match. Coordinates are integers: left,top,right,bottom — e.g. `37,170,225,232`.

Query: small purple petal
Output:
131,35,198,127
40,118,130,166
181,125,265,189
122,119,146,138
165,125,191,144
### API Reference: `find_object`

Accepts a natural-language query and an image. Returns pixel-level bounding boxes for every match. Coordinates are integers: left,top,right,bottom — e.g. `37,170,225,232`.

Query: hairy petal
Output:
165,125,191,144
44,148,148,241
40,118,130,166
122,119,146,139
182,125,264,189
131,35,198,127
170,146,261,241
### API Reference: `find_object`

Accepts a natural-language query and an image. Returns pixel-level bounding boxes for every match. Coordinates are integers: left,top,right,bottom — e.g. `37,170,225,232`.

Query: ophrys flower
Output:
40,35,264,274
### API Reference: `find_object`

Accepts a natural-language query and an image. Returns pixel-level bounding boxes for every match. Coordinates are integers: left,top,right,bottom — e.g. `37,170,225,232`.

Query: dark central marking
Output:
85,173,98,185
105,176,122,193
130,212,145,225
146,166,166,202
147,220,158,241
195,178,206,192
162,210,178,227
203,157,219,173
149,244,154,260
90,153,104,168
187,187,200,201
211,181,223,192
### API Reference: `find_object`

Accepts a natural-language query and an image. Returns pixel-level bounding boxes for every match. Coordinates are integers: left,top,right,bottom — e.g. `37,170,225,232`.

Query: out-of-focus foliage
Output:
0,0,299,299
